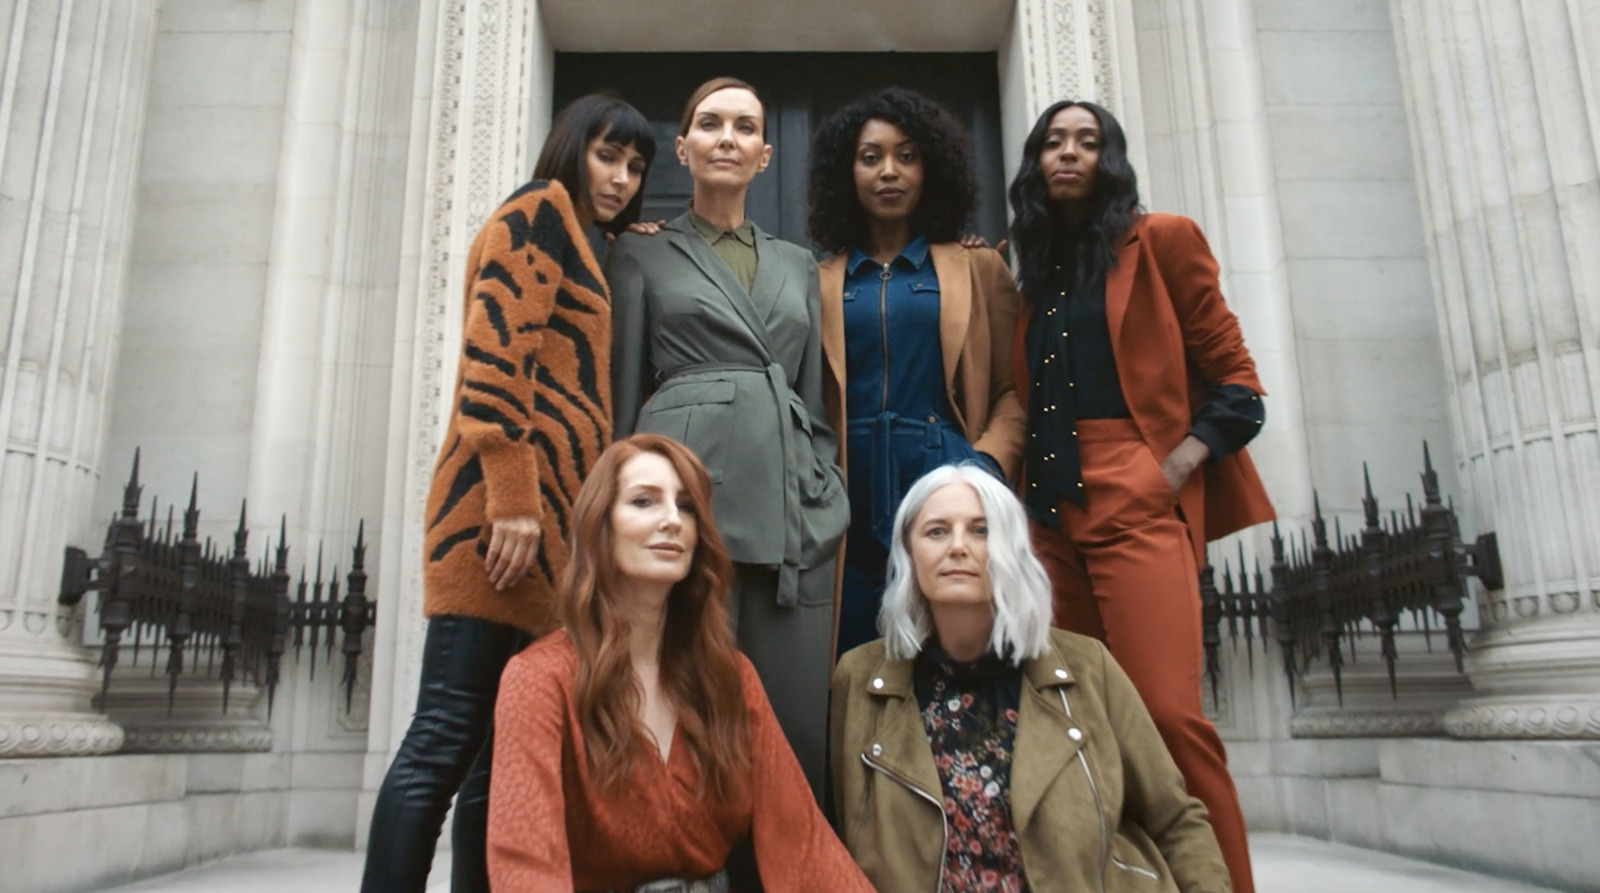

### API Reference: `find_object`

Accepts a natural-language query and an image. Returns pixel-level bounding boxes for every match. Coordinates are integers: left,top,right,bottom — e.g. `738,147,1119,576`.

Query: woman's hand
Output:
485,516,541,590
1159,436,1211,497
956,233,1008,255
603,219,665,242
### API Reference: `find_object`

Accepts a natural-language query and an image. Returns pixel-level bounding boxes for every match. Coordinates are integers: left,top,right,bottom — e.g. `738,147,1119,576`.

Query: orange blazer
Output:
1011,213,1275,561
820,243,1028,481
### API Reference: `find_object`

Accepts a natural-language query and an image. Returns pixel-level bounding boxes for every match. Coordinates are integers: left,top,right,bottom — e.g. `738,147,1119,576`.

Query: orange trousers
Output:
1030,419,1255,893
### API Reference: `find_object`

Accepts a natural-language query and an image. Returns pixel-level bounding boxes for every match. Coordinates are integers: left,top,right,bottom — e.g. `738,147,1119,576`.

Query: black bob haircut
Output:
1008,100,1143,306
806,87,977,255
533,93,657,235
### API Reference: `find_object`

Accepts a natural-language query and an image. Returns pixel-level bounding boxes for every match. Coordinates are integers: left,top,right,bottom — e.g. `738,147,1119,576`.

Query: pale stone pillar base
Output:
0,636,122,757
101,673,272,754
1443,621,1600,738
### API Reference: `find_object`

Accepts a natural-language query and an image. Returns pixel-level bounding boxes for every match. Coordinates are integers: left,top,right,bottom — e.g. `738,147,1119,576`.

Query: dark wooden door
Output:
553,53,1008,251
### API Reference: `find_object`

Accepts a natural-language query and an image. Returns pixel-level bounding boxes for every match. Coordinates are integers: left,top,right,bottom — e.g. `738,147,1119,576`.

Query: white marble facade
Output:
1,1,1597,891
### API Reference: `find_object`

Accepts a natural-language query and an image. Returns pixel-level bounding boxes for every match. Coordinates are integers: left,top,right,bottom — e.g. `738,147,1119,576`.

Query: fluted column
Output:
0,0,159,756
1390,0,1600,739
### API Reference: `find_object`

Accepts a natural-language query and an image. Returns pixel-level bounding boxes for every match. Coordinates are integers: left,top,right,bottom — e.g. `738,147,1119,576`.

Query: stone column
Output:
0,0,159,756
1390,1,1600,739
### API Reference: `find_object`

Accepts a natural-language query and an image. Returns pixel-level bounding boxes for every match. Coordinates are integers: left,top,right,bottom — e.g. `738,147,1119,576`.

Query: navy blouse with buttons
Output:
1024,259,1264,527
838,236,998,654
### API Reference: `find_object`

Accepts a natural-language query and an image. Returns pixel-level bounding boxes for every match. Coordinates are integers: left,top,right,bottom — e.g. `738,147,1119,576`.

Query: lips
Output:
1049,169,1083,182
648,543,685,557
875,187,906,198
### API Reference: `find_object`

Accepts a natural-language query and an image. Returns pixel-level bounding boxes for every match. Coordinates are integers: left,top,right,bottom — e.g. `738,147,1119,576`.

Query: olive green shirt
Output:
688,209,758,293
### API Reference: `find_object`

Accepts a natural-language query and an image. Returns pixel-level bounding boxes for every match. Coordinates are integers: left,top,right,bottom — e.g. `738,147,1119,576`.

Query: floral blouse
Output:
913,642,1030,893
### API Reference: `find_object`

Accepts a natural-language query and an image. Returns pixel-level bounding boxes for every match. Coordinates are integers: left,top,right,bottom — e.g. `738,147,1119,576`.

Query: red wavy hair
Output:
558,434,748,800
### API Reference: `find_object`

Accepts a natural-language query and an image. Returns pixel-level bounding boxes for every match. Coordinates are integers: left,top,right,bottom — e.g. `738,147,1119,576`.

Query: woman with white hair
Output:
829,462,1232,893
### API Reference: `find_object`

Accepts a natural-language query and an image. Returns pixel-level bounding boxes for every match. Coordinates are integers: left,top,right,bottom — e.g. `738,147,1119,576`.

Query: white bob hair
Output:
877,463,1054,665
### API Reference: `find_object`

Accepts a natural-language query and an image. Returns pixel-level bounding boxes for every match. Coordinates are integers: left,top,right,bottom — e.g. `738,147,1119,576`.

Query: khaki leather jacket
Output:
829,629,1231,893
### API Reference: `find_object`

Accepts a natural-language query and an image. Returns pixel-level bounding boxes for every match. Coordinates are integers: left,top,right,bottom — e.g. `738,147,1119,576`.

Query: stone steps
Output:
95,834,1569,893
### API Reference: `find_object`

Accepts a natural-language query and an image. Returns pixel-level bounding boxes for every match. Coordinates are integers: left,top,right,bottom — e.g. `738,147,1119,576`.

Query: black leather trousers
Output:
361,614,528,893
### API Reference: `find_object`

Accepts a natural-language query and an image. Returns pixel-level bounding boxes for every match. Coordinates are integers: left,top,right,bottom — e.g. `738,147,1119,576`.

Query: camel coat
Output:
820,243,1028,482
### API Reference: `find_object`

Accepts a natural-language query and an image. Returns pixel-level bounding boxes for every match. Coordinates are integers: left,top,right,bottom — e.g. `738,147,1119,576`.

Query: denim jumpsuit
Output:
837,236,997,655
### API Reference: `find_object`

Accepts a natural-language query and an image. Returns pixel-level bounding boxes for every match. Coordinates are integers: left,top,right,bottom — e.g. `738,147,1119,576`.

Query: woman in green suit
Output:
607,76,848,801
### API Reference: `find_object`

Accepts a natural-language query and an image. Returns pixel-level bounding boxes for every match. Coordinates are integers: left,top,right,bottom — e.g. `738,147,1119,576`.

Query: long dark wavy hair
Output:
807,87,977,254
560,434,747,802
1007,101,1143,305
532,92,657,235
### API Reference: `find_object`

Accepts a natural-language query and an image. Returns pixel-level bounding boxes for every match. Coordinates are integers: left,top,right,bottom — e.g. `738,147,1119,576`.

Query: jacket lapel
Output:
664,216,773,357
747,223,788,325
929,244,971,427
861,654,944,801
1104,227,1142,352
1010,648,1088,833
819,253,848,413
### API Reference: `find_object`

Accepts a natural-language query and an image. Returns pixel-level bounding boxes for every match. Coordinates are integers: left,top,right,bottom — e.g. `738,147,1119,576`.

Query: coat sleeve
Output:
797,253,843,475
606,235,652,438
486,649,575,891
746,659,875,893
1094,641,1232,893
968,248,1027,481
456,184,575,521
1148,215,1264,396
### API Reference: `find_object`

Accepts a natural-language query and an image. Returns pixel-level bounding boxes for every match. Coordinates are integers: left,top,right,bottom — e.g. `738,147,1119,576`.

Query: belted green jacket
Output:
830,629,1232,893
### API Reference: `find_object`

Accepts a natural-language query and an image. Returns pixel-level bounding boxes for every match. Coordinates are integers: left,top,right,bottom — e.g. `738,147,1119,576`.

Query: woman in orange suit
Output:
1008,100,1274,893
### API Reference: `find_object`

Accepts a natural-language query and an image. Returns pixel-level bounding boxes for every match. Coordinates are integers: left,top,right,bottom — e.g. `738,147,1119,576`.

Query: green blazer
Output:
607,214,848,605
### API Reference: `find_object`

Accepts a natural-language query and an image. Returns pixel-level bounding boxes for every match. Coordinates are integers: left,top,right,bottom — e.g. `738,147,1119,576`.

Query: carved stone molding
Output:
1290,708,1445,739
0,712,124,757
1017,0,1120,116
389,0,538,749
1444,699,1600,740
119,722,272,753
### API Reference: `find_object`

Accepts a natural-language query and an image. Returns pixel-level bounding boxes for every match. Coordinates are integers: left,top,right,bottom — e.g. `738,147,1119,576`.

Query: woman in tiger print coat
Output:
361,94,656,893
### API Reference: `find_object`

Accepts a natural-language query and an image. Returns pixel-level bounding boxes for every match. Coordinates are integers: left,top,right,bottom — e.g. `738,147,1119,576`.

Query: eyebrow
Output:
919,514,987,526
858,138,917,149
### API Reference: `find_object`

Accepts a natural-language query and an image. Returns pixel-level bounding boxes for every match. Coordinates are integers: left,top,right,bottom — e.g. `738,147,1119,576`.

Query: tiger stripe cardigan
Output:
423,179,612,636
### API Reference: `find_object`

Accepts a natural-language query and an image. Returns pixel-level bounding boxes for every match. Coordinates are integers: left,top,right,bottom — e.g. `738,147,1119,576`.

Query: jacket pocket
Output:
639,380,738,482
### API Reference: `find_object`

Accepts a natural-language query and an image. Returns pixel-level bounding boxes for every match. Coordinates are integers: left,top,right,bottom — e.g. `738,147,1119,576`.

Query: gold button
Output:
1077,482,1084,488
1069,382,1075,388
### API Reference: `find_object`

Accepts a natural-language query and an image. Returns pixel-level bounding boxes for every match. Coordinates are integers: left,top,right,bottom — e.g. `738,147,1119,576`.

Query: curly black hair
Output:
807,88,977,255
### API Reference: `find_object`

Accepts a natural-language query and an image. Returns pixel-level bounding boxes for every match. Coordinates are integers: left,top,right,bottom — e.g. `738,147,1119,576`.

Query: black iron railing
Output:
1199,444,1501,707
58,451,376,716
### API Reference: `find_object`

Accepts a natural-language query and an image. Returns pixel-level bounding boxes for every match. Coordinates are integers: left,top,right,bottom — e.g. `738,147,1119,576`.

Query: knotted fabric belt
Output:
660,361,809,606
584,868,730,893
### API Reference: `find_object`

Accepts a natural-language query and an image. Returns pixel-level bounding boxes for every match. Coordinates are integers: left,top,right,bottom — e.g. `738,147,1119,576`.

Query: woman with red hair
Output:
486,434,872,892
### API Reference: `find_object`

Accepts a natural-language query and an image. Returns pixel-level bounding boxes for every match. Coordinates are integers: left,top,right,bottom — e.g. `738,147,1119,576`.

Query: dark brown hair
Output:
677,76,765,139
559,434,748,801
532,92,657,235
